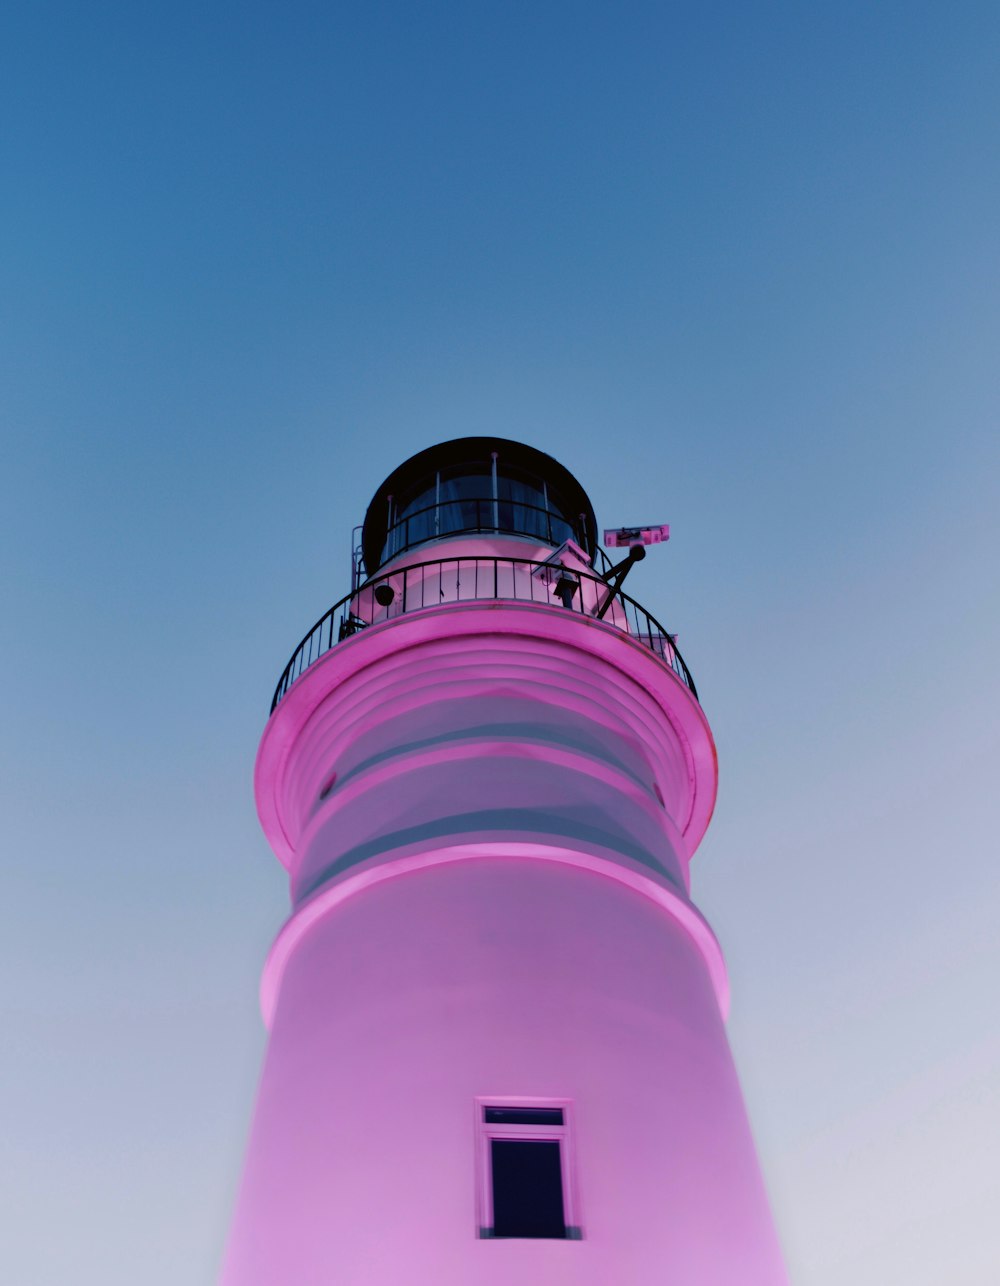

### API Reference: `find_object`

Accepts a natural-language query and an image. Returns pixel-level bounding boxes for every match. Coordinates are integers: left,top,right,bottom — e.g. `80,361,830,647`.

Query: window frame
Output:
475,1097,582,1240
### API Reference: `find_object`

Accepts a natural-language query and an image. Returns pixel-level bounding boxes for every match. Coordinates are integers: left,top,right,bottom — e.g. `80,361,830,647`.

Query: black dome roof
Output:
361,437,598,574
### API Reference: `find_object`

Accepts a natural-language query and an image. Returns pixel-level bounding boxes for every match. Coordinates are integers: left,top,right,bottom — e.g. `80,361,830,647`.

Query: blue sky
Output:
2,3,999,1282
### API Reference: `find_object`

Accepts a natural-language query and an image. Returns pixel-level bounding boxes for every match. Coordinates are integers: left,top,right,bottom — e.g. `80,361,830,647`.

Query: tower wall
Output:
222,859,785,1286
223,589,787,1283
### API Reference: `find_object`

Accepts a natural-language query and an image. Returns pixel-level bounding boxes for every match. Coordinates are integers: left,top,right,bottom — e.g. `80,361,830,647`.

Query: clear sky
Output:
2,2,998,1282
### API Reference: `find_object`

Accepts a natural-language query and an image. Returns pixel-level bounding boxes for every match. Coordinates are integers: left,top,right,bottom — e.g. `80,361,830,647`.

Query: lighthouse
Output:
222,437,787,1285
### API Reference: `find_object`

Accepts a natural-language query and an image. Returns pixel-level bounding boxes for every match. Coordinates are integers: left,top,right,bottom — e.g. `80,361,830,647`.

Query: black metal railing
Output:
270,556,698,712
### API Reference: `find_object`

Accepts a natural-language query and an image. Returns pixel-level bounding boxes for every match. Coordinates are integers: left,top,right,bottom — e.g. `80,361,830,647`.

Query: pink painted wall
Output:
224,535,786,1283
223,859,785,1284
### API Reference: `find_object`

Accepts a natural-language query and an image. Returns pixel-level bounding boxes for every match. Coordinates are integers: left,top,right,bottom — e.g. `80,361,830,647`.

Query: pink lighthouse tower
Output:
223,438,787,1284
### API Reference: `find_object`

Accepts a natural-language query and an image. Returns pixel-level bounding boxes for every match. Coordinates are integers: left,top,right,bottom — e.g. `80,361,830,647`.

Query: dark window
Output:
484,1107,564,1127
490,1139,567,1239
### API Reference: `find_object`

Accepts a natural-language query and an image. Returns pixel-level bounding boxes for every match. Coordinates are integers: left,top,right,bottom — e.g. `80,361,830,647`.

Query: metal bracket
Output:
595,544,645,620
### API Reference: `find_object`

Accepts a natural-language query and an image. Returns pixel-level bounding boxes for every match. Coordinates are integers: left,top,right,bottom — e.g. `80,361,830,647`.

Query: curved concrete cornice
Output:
256,602,717,870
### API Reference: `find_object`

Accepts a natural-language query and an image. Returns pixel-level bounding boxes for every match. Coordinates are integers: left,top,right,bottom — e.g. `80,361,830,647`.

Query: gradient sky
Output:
2,3,999,1282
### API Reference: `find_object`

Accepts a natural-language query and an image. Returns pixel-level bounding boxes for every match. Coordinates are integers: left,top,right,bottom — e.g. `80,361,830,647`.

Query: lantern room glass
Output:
380,454,583,563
